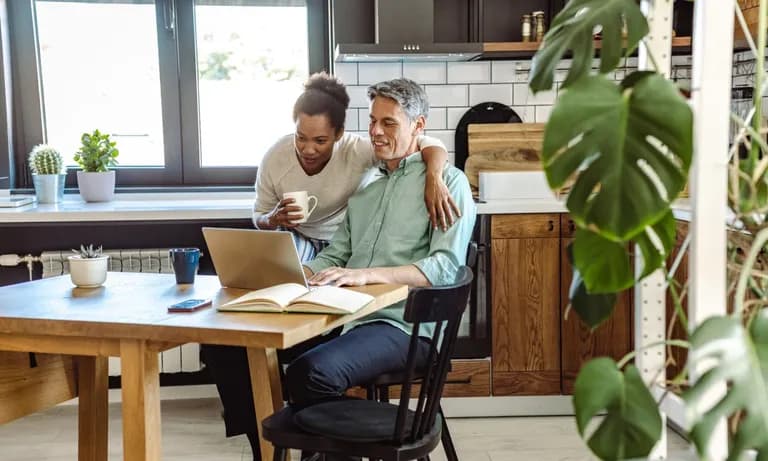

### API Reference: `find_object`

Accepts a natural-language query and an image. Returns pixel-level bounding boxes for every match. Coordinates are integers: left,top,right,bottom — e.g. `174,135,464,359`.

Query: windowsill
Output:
0,191,256,223
0,192,693,224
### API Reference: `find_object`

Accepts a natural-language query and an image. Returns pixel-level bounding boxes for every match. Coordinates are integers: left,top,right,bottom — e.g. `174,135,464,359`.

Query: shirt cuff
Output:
304,258,332,275
413,257,458,287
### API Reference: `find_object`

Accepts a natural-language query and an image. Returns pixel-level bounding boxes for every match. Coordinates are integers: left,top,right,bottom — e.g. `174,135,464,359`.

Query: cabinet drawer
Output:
560,215,576,238
491,214,560,239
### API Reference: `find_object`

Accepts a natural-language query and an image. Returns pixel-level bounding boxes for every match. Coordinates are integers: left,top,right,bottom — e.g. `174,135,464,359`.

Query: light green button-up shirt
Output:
304,152,477,339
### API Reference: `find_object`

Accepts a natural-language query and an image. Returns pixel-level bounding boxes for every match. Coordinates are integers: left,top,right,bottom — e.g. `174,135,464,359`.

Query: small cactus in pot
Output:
29,144,64,175
28,144,66,204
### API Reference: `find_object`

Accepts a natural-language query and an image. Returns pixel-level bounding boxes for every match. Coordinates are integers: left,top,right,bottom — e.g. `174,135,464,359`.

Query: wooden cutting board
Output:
464,123,545,189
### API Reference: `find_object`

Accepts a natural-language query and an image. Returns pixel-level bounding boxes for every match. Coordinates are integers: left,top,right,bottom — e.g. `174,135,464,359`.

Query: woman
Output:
253,72,459,259
204,72,459,461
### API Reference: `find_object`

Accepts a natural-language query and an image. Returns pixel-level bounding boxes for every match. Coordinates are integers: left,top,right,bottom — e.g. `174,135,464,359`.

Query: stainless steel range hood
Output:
334,0,482,62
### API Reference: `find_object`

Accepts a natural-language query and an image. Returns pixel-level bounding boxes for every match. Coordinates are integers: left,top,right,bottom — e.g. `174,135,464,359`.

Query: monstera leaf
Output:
569,268,618,329
574,358,662,460
530,0,648,92
571,211,676,295
542,72,692,242
684,314,768,461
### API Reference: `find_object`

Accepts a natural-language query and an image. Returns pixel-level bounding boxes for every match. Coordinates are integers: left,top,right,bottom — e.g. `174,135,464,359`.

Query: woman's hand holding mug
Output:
265,191,318,228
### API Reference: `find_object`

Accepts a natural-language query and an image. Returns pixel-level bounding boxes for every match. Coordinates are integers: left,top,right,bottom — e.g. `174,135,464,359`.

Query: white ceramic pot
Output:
76,170,116,202
68,255,109,288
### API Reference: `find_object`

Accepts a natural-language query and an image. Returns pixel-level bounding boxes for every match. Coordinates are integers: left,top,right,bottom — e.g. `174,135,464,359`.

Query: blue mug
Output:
169,248,200,284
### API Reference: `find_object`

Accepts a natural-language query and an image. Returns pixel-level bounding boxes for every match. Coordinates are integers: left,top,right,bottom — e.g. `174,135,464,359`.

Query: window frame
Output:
7,0,329,189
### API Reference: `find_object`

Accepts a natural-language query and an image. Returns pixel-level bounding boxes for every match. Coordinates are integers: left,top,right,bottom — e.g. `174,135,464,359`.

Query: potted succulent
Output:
28,144,66,204
68,244,109,288
74,129,119,202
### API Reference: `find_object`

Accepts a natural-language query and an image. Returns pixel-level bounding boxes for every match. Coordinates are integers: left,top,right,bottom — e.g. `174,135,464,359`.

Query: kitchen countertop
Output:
0,192,691,223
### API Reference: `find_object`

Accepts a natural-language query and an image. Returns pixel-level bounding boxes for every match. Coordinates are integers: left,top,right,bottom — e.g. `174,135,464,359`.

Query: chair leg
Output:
378,384,390,402
366,384,376,401
440,405,459,461
273,446,286,461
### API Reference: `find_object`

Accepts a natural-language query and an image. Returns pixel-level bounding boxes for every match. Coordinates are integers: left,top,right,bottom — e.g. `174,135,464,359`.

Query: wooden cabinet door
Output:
491,215,561,395
559,216,633,394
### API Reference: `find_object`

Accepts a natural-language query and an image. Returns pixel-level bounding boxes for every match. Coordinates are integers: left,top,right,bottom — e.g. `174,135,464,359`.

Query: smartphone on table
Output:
168,298,212,313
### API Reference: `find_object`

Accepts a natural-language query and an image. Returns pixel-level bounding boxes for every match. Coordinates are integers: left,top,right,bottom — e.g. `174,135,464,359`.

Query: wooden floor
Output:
0,397,690,460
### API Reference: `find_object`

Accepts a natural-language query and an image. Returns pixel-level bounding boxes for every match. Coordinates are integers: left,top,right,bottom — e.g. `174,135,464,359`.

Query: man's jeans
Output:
286,322,430,408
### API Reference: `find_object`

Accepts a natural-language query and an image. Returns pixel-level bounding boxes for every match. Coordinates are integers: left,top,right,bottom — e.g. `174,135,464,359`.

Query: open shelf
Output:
480,36,693,58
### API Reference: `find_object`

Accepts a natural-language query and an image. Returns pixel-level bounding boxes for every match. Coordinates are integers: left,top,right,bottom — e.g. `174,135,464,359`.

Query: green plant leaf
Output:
572,227,633,293
569,268,618,328
574,358,662,460
683,315,768,461
530,0,648,92
542,72,692,242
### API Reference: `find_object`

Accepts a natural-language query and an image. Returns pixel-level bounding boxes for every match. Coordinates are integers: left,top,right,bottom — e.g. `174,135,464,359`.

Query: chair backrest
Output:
393,266,473,444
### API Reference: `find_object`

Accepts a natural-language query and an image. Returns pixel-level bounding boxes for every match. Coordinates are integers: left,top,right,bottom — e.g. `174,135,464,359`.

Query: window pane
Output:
195,3,308,167
35,1,165,167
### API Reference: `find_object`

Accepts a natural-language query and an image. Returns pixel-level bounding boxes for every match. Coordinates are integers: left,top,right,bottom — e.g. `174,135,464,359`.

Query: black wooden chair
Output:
261,266,474,461
362,244,477,461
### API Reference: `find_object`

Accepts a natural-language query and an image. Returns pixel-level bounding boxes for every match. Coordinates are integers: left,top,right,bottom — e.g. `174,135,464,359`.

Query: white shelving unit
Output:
636,0,735,459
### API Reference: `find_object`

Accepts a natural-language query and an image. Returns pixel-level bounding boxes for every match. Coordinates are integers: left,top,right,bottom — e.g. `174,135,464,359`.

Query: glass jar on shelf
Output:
532,11,546,42
521,14,532,42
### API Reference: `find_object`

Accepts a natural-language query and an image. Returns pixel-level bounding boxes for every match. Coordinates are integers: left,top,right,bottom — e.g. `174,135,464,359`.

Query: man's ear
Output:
413,115,426,136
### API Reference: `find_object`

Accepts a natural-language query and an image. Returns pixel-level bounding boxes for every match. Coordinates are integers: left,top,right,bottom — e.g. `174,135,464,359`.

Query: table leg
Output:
247,347,282,461
77,356,109,461
120,339,161,461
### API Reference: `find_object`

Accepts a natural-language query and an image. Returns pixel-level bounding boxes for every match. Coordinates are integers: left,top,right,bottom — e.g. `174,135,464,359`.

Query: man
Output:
285,78,476,412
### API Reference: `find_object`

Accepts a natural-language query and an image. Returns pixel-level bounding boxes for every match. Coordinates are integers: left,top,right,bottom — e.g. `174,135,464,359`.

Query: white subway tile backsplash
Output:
426,85,468,107
426,107,447,130
403,62,447,84
491,61,516,83
358,62,402,84
424,130,455,152
511,106,536,123
358,110,370,133
513,83,555,105
447,62,491,84
347,86,370,108
469,84,513,106
345,109,359,131
334,63,358,85
535,105,553,123
447,107,467,130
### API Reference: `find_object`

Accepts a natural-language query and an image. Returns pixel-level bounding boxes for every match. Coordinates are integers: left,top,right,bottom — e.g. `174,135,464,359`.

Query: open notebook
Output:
218,283,374,314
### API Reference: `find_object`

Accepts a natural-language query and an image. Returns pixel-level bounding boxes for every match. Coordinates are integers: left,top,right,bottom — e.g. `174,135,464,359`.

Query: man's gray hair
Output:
367,78,429,122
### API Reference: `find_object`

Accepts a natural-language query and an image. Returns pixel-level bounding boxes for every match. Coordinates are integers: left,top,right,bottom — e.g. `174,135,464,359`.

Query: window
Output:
8,0,329,188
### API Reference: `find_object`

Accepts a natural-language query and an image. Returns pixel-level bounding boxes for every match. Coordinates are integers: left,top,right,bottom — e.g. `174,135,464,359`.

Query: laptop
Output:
202,227,308,290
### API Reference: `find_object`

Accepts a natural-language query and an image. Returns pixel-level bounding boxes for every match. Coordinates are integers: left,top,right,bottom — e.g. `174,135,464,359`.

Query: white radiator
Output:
40,248,203,376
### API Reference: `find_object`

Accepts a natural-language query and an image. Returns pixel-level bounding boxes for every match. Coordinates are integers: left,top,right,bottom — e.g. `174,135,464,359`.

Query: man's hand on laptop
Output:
308,267,369,287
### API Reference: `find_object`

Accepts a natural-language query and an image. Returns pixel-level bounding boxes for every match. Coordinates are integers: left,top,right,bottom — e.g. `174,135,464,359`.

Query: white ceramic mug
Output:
283,191,318,224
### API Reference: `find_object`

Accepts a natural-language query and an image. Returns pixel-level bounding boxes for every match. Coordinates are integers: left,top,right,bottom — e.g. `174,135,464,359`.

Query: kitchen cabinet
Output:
491,213,634,396
491,214,561,395
331,0,561,49
559,216,633,394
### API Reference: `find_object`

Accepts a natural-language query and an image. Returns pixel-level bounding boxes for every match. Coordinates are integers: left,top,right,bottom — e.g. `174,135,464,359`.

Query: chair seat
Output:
262,401,443,460
294,400,413,442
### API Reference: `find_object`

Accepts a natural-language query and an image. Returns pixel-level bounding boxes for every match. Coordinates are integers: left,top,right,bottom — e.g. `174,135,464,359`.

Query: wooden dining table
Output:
0,272,408,461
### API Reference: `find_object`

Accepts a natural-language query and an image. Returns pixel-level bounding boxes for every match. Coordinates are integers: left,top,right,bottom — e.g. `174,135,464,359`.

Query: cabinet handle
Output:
548,220,554,232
